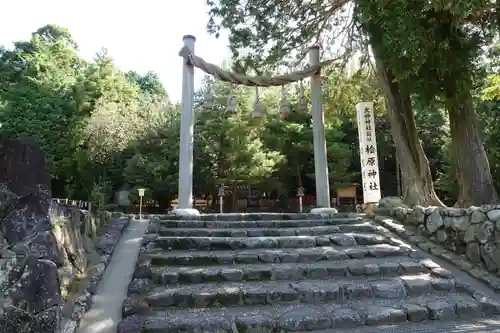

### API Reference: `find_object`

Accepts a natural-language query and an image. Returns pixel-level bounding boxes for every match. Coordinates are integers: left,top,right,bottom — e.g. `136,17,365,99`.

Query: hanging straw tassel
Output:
225,85,237,113
202,86,214,110
279,85,291,118
298,81,308,112
252,87,266,118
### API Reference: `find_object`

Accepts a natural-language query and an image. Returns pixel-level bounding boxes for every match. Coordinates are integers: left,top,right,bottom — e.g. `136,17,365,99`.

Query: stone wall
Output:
0,194,130,332
374,197,500,275
60,208,130,333
0,138,63,332
0,138,130,332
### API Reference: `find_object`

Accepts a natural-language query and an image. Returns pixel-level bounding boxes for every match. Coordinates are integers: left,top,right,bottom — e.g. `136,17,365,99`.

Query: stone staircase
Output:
120,213,500,332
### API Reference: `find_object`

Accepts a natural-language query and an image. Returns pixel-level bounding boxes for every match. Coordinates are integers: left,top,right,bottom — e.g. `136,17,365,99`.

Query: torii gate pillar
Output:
309,45,337,216
173,35,200,217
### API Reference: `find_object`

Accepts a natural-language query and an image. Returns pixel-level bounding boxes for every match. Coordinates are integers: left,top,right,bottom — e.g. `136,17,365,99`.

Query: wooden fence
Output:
52,198,92,214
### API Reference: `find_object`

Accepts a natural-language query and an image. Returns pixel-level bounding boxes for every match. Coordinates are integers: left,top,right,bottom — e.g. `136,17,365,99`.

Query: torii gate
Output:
173,34,337,216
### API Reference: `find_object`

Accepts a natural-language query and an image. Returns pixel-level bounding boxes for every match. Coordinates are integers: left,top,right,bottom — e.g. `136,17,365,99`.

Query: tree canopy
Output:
206,0,500,206
1,20,500,211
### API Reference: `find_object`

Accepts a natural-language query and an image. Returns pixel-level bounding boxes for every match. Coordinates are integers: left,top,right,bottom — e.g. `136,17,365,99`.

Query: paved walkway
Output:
76,218,149,333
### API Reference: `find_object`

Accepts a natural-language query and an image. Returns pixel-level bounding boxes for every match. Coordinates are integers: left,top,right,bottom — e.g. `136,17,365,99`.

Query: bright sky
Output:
0,0,230,102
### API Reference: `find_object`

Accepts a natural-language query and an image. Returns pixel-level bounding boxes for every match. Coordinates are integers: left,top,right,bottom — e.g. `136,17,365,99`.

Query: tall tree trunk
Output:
446,93,499,206
373,48,444,207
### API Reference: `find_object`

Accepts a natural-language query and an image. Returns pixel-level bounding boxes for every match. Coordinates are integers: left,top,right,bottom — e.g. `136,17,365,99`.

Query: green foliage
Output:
206,0,353,72
483,75,500,101
126,70,167,98
206,0,500,205
355,0,495,107
476,100,500,191
482,41,500,101
0,25,85,177
3,20,500,209
412,96,449,176
262,84,356,194
0,24,169,205
89,179,112,210
123,105,182,206
193,79,284,194
434,144,459,204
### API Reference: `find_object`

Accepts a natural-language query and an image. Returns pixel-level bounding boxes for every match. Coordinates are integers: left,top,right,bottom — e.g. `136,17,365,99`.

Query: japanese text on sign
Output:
356,102,381,203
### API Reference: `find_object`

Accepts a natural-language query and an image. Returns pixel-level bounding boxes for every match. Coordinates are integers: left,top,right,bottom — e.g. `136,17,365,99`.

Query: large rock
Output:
0,189,16,220
412,205,426,225
1,193,65,265
0,139,124,333
470,208,487,224
378,197,406,210
0,139,64,333
0,138,51,203
464,225,477,243
476,221,495,244
444,215,469,232
487,209,500,222
2,193,52,244
10,258,62,313
49,205,89,273
0,257,62,332
481,243,500,272
426,207,443,234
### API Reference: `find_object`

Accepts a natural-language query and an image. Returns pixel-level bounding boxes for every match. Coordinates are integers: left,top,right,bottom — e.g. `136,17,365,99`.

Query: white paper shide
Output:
356,102,381,203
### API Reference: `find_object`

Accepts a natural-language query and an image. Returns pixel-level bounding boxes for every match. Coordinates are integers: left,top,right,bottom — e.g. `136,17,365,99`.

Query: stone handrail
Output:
374,197,500,276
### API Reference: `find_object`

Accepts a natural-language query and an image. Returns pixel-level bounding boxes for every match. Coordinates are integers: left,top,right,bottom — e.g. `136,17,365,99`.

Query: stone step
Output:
155,213,347,221
144,274,458,308
150,257,430,285
134,292,496,332
300,319,500,333
294,317,500,333
152,232,395,250
155,224,377,237
142,244,410,267
152,218,365,229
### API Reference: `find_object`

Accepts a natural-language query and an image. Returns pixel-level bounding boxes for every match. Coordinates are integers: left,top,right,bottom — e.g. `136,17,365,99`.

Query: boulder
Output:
0,139,63,333
426,207,443,234
470,208,487,224
412,205,426,225
466,242,482,263
444,215,469,232
378,197,406,209
0,139,126,333
476,221,495,244
49,205,89,273
0,258,62,332
487,209,500,222
0,138,51,203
